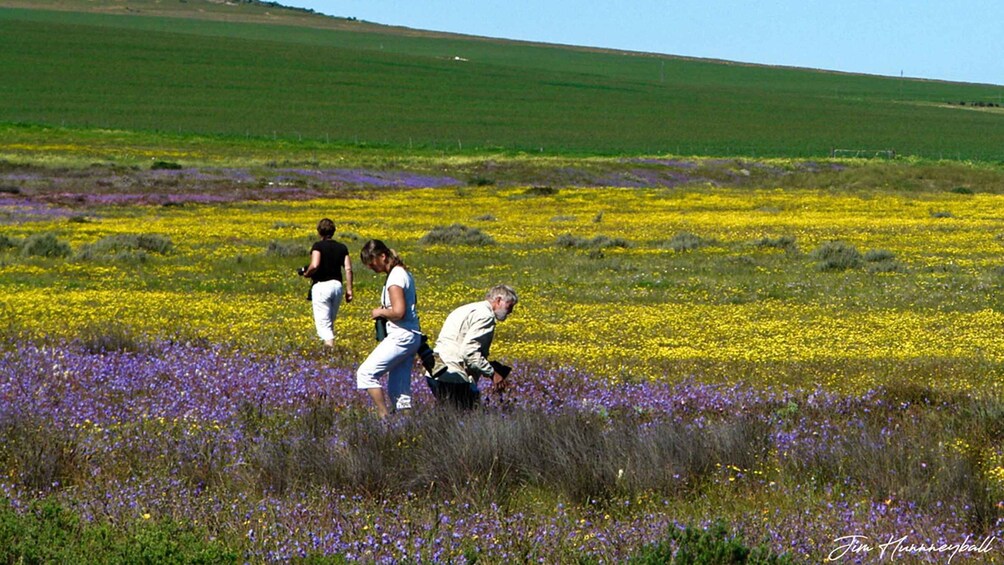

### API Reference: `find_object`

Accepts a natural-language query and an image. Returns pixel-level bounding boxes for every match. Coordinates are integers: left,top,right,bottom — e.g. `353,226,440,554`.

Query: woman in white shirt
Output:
356,239,422,418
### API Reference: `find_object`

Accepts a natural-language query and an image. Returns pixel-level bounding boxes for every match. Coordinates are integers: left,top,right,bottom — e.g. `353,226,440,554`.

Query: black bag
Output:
374,317,388,341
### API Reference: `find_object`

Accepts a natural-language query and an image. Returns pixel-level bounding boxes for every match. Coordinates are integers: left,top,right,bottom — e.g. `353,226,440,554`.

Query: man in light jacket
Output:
425,284,518,409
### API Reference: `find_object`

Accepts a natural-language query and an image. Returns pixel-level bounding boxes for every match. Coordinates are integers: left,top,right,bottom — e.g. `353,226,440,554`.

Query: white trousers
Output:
311,280,344,342
356,329,421,410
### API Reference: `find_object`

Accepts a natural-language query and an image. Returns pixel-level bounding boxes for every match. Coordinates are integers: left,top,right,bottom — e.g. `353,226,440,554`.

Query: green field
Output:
4,2,1004,561
2,1,1003,159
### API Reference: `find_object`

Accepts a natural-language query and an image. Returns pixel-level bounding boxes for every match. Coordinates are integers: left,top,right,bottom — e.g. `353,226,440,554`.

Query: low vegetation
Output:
2,2,1003,556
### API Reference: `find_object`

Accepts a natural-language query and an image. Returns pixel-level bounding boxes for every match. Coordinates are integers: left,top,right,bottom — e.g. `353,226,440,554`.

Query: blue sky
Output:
281,0,1003,86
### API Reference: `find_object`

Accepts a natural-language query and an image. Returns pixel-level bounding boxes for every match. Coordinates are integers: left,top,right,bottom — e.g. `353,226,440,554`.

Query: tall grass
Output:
1,344,1001,561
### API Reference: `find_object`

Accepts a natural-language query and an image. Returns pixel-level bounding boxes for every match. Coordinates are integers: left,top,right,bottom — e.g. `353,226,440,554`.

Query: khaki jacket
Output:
432,301,496,384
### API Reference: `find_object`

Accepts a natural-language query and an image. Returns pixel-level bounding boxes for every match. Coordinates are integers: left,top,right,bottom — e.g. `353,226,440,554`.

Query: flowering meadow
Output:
3,159,1004,562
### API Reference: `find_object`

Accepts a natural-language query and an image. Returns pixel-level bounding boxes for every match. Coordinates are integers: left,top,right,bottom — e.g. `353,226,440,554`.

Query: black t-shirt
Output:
310,239,349,283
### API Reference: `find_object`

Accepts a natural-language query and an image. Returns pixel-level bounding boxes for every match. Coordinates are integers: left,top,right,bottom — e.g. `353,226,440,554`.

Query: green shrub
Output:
0,234,19,251
556,234,629,249
665,232,710,252
950,186,974,194
627,522,792,564
420,224,495,246
136,234,173,254
0,418,81,491
77,234,174,261
930,210,954,218
0,498,238,564
266,239,306,257
864,249,895,262
809,241,861,271
467,176,495,186
77,323,146,354
474,214,497,221
751,235,797,253
523,186,558,196
867,261,903,274
20,233,71,258
150,160,183,170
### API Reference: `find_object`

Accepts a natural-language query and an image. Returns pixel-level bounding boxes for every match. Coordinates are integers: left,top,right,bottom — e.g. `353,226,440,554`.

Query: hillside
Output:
1,0,1003,159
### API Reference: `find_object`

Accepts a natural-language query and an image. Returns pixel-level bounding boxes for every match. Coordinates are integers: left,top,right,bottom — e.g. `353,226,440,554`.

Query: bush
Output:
867,261,903,274
665,232,710,252
523,186,558,196
0,234,19,251
20,233,71,258
930,210,954,218
76,323,147,354
467,176,495,186
0,416,80,491
238,407,769,505
809,241,861,271
150,160,183,170
628,522,792,564
0,499,238,564
864,249,895,262
265,240,306,257
420,224,495,246
76,234,173,261
751,236,797,253
556,234,630,250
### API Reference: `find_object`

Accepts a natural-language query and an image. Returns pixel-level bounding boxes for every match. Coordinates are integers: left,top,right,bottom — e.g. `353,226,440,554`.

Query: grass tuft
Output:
76,234,173,261
751,235,798,253
809,241,861,271
20,233,71,258
265,240,306,257
664,232,712,252
420,224,495,246
556,234,630,250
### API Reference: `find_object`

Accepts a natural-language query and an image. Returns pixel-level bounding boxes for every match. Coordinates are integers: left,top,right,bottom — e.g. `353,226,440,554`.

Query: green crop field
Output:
2,1,1003,159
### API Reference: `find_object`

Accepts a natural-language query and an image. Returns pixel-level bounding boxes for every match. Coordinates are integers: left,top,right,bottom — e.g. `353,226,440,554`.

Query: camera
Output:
490,360,512,379
374,316,388,341
296,265,308,276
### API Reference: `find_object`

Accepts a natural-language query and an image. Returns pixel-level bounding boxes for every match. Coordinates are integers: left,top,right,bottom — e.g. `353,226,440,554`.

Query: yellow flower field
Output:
5,186,1004,393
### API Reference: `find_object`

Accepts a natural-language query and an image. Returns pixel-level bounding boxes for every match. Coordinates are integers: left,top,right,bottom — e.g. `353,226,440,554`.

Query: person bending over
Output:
426,284,518,410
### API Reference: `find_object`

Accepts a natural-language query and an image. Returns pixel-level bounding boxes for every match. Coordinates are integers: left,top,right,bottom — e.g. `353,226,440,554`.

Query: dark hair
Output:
360,239,405,270
317,218,336,238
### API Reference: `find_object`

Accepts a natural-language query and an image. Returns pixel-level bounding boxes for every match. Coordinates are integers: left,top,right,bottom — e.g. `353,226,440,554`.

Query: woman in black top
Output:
300,218,353,347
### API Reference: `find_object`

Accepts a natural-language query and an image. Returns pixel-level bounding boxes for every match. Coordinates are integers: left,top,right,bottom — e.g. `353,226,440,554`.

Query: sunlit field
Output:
3,159,1004,562
6,178,1004,393
4,0,1004,558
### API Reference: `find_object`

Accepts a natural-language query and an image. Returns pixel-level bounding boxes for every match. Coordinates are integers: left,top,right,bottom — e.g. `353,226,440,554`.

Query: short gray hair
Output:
485,284,518,304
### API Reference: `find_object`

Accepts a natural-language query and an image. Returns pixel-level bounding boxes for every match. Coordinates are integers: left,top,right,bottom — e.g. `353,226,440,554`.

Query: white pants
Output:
356,329,421,410
311,280,344,342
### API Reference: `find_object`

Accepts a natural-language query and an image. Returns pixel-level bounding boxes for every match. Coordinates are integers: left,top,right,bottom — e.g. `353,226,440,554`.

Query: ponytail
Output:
360,239,407,270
